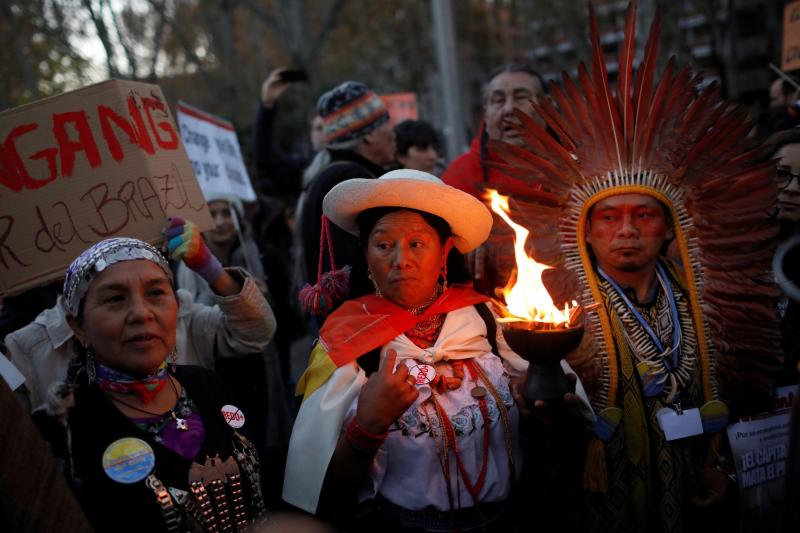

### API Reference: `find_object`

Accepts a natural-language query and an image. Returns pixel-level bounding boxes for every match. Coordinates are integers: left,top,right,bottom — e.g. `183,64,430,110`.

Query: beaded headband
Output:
63,238,172,316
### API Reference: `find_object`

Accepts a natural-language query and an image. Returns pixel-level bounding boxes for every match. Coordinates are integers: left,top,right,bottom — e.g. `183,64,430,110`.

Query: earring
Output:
86,349,96,386
440,263,448,291
169,348,177,373
367,270,382,297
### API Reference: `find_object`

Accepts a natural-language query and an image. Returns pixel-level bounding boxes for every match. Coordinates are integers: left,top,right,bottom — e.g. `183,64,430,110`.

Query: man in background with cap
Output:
298,80,396,290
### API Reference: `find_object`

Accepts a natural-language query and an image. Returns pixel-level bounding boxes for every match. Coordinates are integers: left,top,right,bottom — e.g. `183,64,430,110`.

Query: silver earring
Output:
169,348,177,372
86,350,96,386
367,270,382,296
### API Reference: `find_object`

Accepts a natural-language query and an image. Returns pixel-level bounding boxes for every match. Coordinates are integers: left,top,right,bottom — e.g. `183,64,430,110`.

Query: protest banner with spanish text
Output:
727,385,797,511
176,102,256,202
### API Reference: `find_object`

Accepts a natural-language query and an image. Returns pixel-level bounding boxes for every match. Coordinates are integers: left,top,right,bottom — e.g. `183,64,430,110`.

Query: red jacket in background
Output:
441,126,544,200
441,126,555,294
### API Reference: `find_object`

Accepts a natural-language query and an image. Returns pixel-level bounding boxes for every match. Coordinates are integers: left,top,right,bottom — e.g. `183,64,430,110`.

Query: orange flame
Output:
486,189,576,326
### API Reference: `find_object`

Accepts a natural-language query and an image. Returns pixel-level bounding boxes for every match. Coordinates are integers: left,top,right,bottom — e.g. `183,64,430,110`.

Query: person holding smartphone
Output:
254,66,319,201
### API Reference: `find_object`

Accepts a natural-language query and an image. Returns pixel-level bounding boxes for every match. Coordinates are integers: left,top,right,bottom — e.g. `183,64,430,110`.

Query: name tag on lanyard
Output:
656,407,703,441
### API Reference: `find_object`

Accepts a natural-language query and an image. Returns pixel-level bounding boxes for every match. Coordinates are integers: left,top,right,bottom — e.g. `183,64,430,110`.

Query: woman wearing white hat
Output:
283,169,530,531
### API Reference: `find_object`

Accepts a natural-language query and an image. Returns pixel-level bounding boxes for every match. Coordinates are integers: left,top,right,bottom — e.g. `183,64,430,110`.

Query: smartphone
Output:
279,69,308,83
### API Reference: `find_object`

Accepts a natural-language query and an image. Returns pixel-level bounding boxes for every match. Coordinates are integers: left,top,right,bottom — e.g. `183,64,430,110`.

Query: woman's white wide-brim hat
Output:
323,169,492,253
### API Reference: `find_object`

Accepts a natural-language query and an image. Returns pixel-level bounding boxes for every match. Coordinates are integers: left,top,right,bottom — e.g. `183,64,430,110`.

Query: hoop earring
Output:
86,350,96,386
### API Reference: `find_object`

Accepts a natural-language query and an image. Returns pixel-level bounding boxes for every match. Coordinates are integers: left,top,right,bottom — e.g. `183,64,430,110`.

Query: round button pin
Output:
409,364,437,385
102,437,155,484
221,404,245,428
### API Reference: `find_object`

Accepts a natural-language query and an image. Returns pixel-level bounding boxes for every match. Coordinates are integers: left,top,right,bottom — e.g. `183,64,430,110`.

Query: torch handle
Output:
523,362,575,405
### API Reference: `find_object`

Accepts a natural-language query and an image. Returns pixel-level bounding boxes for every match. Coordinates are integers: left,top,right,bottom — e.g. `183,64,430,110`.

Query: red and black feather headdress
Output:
492,0,782,414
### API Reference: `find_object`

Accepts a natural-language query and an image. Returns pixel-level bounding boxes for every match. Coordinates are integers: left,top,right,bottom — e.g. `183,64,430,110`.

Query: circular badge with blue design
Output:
102,437,155,484
700,400,729,434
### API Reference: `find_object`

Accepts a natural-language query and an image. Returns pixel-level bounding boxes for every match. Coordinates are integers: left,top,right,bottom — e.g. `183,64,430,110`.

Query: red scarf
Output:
319,285,489,367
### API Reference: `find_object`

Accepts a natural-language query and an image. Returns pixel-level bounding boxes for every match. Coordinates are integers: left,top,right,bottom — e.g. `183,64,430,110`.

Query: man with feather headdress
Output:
491,2,784,531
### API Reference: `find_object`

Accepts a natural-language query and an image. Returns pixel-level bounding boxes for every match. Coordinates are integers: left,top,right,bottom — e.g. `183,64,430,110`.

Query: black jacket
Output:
252,103,308,200
35,366,259,533
299,149,387,285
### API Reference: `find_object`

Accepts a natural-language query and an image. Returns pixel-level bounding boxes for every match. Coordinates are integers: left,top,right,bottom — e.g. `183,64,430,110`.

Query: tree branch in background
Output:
203,0,239,118
238,0,279,32
146,0,214,89
110,0,140,79
148,2,167,81
82,0,119,78
0,0,37,99
307,0,347,64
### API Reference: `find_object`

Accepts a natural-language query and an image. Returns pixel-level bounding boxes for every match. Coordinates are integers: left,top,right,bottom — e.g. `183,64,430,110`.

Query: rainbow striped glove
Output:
165,217,223,284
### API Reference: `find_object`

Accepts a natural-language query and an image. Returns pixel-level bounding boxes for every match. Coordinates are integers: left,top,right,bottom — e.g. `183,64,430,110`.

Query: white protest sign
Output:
727,385,797,510
177,102,256,202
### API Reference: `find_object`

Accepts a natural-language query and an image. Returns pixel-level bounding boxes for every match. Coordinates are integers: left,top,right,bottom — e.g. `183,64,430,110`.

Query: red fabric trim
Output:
177,103,235,132
319,286,489,367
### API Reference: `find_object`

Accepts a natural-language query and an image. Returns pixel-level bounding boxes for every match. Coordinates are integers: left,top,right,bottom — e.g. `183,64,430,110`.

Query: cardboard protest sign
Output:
0,79,213,296
176,102,256,202
726,385,797,510
380,93,418,127
783,1,800,71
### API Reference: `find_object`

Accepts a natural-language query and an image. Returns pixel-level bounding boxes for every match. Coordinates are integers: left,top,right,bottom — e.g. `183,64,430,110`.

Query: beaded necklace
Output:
404,284,444,349
424,359,516,508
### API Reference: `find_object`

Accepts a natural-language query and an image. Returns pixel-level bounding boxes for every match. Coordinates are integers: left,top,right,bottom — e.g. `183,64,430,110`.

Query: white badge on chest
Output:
656,405,703,441
409,364,436,385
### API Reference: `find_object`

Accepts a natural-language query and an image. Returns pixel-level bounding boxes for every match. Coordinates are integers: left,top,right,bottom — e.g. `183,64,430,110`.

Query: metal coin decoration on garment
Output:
102,437,156,484
471,386,487,399
410,364,436,385
221,404,246,429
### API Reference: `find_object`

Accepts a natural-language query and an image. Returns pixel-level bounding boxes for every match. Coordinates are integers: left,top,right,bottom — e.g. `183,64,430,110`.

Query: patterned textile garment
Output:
345,350,522,511
573,266,707,533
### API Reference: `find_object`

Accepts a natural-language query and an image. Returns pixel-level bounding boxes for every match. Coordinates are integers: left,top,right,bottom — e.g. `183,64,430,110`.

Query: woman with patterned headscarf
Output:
33,234,269,532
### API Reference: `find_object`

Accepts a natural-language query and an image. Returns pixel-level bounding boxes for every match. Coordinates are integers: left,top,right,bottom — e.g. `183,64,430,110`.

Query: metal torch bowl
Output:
501,323,584,404
501,323,585,365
